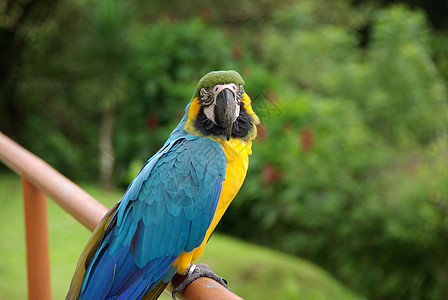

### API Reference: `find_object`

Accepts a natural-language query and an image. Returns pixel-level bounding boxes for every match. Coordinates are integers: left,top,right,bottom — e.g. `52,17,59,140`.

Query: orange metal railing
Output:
0,131,242,300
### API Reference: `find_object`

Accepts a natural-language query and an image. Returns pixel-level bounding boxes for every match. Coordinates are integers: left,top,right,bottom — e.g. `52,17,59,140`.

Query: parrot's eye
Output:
200,88,213,106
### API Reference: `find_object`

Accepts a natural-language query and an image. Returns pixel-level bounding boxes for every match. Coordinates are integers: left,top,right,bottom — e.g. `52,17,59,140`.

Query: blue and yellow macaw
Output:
67,70,259,299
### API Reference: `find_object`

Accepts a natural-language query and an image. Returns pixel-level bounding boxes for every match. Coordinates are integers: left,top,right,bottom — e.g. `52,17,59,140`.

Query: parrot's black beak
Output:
214,88,237,141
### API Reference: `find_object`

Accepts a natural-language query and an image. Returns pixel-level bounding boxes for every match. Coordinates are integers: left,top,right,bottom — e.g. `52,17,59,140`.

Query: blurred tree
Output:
79,0,135,190
333,5,446,145
0,0,61,138
352,0,448,30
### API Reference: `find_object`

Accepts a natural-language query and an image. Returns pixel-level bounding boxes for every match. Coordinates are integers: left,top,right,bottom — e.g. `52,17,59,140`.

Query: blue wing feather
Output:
79,135,226,300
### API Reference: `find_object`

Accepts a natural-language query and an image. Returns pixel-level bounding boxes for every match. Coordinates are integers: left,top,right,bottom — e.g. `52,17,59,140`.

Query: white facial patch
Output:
203,104,216,124
233,97,240,123
203,83,240,125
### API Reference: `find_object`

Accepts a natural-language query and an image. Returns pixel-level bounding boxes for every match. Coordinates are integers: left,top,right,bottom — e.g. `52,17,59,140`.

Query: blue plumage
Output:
78,129,226,300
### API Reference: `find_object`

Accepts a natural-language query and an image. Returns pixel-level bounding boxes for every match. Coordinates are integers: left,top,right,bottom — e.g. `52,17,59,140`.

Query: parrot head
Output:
184,70,260,141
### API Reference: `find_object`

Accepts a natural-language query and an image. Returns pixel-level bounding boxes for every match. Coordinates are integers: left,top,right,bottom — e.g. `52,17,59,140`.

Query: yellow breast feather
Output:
175,92,258,273
174,138,252,273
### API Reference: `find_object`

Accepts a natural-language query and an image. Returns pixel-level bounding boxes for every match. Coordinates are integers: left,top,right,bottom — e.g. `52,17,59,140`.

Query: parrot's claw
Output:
171,263,230,299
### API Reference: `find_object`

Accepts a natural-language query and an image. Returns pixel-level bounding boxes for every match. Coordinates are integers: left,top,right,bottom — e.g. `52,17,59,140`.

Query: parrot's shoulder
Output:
164,134,227,163
119,134,225,205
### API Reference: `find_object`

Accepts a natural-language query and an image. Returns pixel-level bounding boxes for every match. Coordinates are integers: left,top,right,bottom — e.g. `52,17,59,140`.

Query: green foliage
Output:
265,25,359,90
2,1,448,299
219,4,448,300
80,0,135,109
335,5,446,145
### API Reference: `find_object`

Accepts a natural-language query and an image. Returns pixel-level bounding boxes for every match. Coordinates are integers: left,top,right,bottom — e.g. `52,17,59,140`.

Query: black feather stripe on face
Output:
194,102,253,139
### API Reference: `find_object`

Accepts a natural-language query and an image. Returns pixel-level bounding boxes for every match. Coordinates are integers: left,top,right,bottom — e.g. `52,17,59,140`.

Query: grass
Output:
0,172,363,300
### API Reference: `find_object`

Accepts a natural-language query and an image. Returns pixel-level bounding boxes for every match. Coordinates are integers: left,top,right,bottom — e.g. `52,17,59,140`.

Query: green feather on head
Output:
192,70,245,99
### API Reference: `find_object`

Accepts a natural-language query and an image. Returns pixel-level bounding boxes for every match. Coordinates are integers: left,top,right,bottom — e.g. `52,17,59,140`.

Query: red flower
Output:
146,113,159,130
300,128,314,153
257,124,266,142
232,44,243,60
162,11,174,22
200,7,213,23
262,163,280,185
